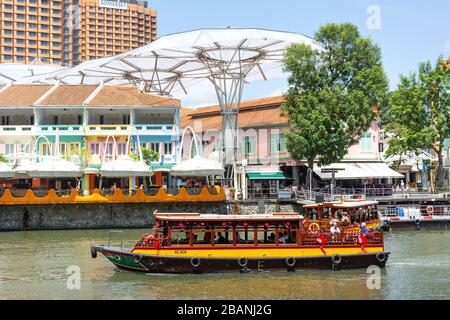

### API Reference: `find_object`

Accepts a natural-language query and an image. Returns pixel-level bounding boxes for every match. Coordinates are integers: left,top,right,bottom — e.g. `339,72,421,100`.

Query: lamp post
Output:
321,168,345,198
306,167,313,200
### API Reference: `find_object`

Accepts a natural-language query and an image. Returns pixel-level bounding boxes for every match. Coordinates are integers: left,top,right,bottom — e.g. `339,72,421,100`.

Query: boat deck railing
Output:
300,231,384,246
134,231,384,249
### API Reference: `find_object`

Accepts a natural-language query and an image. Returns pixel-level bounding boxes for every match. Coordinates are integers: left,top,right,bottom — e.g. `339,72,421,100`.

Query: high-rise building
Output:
0,0,157,66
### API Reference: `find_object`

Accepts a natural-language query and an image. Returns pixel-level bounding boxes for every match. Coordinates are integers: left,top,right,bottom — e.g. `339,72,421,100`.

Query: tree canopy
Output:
281,23,389,169
130,147,160,164
384,57,450,188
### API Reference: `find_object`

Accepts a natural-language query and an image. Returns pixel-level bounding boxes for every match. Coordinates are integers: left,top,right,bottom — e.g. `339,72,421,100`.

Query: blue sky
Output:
148,0,449,107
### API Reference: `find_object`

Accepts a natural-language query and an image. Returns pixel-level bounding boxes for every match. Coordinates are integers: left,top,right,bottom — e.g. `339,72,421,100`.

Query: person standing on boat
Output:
360,222,368,234
330,223,341,234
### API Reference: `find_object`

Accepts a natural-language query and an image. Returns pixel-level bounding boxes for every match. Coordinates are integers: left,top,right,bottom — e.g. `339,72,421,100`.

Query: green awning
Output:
247,172,288,180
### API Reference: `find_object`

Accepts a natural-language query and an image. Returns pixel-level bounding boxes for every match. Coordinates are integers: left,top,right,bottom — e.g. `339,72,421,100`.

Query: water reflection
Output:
0,229,449,300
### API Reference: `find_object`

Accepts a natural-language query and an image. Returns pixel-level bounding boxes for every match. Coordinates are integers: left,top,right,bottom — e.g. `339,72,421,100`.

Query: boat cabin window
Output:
169,226,189,245
163,220,300,247
235,225,255,245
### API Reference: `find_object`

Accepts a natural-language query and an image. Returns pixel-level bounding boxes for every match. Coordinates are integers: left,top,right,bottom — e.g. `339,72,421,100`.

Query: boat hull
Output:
92,246,390,274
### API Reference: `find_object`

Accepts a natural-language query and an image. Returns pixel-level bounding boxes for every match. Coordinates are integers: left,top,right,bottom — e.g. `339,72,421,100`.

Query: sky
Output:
147,0,449,108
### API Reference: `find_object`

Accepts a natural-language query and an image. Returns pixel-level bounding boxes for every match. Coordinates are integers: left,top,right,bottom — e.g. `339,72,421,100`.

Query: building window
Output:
117,143,127,156
68,143,80,155
5,144,15,155
149,143,159,152
89,143,100,156
360,133,373,153
1,116,11,125
39,143,52,157
270,133,287,154
164,143,172,155
243,136,256,155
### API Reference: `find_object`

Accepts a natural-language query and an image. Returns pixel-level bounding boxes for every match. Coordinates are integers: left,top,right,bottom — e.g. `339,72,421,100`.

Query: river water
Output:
0,229,449,300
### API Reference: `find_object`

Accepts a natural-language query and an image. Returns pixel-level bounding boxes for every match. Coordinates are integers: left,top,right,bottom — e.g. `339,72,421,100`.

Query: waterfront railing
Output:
0,186,226,205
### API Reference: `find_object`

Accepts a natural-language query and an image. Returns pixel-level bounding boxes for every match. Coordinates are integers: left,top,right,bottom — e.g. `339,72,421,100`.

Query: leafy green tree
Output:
0,154,7,163
384,57,450,188
130,147,160,165
282,23,389,170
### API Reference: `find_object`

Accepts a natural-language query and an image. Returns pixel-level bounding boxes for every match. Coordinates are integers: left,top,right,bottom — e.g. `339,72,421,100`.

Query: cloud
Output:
171,79,218,109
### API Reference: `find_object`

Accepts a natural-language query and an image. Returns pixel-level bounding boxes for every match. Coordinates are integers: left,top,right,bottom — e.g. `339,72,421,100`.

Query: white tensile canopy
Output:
22,28,319,93
100,156,153,178
171,155,225,177
0,162,14,179
0,61,66,85
24,158,83,178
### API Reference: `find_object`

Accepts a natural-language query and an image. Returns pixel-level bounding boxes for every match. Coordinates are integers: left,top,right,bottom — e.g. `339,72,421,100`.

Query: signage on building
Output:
98,0,128,10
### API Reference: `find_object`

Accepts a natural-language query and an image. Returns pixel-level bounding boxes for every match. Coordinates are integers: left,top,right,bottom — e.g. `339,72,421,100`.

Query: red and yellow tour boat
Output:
303,200,382,233
91,210,389,273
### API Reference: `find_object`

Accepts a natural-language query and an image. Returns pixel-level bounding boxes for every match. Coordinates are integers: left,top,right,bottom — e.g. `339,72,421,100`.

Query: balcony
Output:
84,124,178,137
0,126,33,136
85,125,131,136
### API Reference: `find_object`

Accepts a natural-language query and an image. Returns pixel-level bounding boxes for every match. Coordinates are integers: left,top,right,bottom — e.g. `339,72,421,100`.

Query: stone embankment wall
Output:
0,202,228,231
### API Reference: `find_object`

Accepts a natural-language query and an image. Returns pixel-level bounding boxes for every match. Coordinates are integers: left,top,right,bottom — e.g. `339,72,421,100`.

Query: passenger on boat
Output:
216,232,227,244
267,232,276,243
360,222,368,234
330,223,341,234
203,231,212,244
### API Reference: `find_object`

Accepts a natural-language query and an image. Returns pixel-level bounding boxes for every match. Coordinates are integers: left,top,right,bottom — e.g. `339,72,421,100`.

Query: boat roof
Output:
303,200,378,209
154,212,304,222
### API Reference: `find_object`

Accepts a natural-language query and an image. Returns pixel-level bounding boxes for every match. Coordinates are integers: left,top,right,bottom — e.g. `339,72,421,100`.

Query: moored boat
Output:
91,211,389,274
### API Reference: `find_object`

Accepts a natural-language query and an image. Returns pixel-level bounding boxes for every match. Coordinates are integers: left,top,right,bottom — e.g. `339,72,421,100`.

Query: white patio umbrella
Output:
100,156,153,178
171,155,224,177
0,162,14,179
25,158,83,178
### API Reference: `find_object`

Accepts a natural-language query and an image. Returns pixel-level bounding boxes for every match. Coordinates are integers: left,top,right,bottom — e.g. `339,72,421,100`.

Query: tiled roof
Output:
181,96,288,130
0,85,53,107
88,86,180,107
40,85,98,106
0,84,180,108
